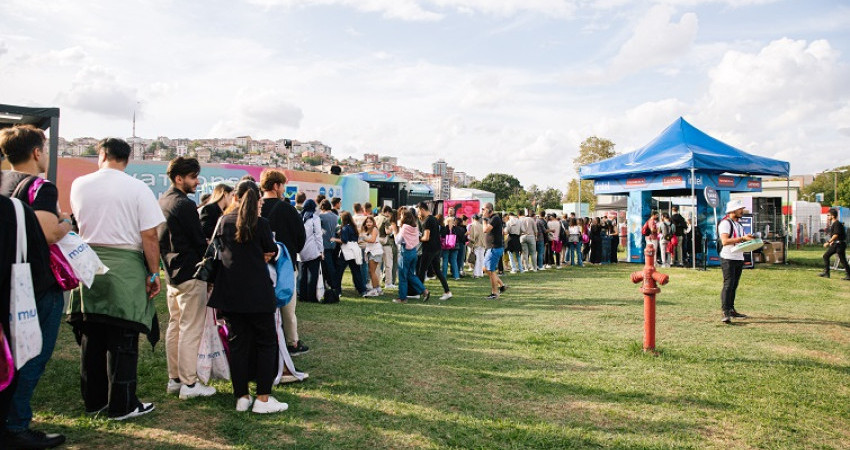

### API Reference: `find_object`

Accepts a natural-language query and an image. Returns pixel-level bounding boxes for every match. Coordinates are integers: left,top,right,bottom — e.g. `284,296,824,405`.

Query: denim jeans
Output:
507,251,524,272
456,246,466,275
442,249,459,279
398,248,426,299
536,241,545,269
569,242,583,266
7,286,64,432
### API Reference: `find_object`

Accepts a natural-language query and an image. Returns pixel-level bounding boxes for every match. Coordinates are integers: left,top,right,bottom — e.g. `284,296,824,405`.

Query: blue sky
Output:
1,0,848,190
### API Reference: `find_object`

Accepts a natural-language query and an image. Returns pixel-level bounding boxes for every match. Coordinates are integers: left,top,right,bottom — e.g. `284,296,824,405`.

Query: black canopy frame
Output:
0,104,61,182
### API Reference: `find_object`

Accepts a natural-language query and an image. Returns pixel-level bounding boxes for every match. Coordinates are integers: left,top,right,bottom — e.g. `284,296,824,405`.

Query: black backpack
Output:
716,218,733,254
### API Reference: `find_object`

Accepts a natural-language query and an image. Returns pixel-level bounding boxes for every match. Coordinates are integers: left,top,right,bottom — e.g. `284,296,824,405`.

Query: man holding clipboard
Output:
718,199,756,324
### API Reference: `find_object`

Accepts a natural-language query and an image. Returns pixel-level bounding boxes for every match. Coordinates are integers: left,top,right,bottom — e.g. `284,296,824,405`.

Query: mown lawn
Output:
29,247,850,449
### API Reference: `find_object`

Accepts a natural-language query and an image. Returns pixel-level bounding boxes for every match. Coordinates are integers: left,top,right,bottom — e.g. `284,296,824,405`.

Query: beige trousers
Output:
282,270,299,346
166,278,208,385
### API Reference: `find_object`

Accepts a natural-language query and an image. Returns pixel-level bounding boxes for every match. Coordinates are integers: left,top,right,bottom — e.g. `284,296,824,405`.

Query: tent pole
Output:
48,116,59,183
691,168,696,269
577,177,581,217
785,175,790,265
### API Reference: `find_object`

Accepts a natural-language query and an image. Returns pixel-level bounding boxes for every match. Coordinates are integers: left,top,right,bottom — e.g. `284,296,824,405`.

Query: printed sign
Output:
704,187,719,208
284,185,299,201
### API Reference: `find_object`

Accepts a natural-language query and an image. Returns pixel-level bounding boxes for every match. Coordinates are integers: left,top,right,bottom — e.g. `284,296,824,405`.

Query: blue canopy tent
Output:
579,117,791,266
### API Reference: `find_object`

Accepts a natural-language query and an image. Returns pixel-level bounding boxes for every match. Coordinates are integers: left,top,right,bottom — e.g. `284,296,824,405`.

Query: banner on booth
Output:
593,171,762,195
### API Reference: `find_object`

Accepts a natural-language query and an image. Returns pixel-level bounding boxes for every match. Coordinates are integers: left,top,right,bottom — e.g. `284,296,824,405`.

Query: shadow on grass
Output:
746,316,850,328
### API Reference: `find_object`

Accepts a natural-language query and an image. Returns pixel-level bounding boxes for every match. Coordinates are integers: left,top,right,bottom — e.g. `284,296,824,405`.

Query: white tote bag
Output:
196,307,230,383
54,232,108,288
273,309,307,385
9,198,42,369
316,264,325,301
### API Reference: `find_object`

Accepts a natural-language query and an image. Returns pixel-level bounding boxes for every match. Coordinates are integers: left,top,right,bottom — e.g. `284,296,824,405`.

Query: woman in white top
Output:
567,218,583,266
361,216,383,296
299,199,325,302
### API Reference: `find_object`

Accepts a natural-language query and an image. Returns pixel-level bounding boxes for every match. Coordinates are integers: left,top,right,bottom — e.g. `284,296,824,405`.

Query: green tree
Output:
501,190,531,214
81,145,97,157
538,187,564,210
303,156,322,166
469,173,523,210
800,165,850,207
566,136,618,211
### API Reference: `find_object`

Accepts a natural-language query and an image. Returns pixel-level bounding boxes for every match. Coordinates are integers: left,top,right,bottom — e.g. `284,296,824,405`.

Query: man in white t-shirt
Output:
717,199,754,324
69,138,165,420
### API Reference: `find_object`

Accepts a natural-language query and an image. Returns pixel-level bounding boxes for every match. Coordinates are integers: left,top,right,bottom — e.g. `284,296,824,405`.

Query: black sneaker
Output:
287,341,310,356
843,275,850,281
818,272,830,278
422,290,431,302
721,313,732,323
730,310,748,319
499,285,508,293
5,429,66,449
485,293,499,300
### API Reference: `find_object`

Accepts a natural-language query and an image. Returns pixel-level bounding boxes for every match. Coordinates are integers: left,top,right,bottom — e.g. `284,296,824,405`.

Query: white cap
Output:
725,199,746,214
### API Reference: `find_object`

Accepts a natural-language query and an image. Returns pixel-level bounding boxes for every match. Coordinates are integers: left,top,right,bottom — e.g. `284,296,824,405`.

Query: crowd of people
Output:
12,126,842,447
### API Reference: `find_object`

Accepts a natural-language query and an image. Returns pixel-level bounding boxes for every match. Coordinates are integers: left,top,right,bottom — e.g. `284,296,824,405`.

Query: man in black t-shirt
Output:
482,202,506,299
819,208,849,280
0,125,68,448
416,202,452,300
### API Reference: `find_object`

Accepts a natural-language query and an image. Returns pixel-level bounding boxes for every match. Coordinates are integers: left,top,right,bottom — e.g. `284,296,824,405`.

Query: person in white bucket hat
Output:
717,198,755,323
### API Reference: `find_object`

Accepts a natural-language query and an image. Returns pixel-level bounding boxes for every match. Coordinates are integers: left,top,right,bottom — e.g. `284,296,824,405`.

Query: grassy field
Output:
28,246,850,449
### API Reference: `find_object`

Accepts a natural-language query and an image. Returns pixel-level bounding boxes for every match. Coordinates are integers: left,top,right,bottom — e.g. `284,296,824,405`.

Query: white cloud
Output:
210,89,303,137
245,0,577,21
56,66,138,120
609,5,698,77
0,41,7,58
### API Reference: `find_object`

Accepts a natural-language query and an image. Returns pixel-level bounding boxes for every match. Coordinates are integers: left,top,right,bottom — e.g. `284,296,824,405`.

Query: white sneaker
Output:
439,292,453,301
366,282,373,290
236,396,253,412
179,382,217,399
280,372,309,384
110,402,155,421
166,379,181,395
385,284,397,289
363,288,380,297
252,396,289,414
510,270,517,274
407,295,420,299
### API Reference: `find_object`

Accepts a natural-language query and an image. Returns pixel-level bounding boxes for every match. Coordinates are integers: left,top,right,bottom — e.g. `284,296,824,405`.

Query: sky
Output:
2,0,849,191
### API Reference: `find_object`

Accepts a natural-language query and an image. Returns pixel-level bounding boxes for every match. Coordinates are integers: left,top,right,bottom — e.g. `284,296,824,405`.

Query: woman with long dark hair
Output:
208,181,287,414
199,183,234,240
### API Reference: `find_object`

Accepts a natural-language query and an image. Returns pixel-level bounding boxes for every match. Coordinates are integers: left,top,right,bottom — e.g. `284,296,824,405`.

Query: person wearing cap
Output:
819,208,850,280
717,199,755,323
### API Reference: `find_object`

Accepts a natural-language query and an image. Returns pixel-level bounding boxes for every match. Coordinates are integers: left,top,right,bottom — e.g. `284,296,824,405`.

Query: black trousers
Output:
79,322,141,417
299,258,321,302
225,312,277,398
338,258,367,295
721,259,744,313
322,249,341,293
823,242,849,276
417,250,450,293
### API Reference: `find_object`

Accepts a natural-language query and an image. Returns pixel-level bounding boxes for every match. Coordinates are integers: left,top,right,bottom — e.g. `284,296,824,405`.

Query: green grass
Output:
29,247,850,449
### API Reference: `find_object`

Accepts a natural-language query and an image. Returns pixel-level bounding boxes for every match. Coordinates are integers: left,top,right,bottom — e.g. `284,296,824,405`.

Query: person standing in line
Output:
361,216,384,297
332,211,369,297
482,203,507,299
441,217,460,280
158,157,217,400
535,211,548,270
455,216,468,277
208,181,288,414
68,138,164,420
393,209,430,304
567,218,583,266
259,169,309,356
468,214,486,278
671,206,687,267
318,200,341,297
199,183,233,240
505,213,524,274
718,200,755,323
658,213,673,268
416,202,453,300
299,199,325,303
0,126,69,448
518,210,537,272
378,206,398,289
819,208,850,280
559,214,570,266
547,214,562,267
643,211,659,262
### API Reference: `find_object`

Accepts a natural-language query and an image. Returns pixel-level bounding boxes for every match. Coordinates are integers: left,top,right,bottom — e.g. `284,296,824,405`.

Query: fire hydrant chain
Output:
631,244,669,353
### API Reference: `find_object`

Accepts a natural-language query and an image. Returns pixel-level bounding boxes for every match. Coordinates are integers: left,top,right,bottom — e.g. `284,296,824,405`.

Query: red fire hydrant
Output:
630,244,669,353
